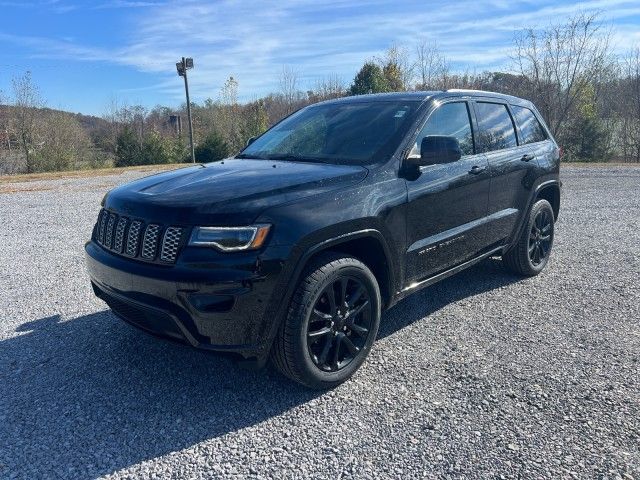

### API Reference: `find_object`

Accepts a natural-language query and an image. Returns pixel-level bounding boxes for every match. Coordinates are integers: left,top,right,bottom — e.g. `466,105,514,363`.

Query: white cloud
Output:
3,0,640,105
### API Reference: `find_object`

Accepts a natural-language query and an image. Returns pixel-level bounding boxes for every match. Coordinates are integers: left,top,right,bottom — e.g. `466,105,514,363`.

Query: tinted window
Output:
512,105,547,144
239,100,421,165
475,102,518,152
411,102,474,157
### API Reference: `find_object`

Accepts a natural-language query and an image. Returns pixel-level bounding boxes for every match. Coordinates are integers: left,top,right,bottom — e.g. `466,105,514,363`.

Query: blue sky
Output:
0,0,639,116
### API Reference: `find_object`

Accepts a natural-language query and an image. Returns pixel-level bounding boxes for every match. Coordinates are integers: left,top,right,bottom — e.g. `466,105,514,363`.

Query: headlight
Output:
189,224,271,252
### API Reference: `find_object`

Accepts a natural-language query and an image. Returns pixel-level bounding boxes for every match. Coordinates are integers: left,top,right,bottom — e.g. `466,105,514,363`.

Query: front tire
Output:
271,253,381,389
502,199,555,276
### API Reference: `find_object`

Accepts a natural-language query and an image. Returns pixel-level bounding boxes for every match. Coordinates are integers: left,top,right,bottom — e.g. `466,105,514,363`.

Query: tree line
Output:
1,13,639,174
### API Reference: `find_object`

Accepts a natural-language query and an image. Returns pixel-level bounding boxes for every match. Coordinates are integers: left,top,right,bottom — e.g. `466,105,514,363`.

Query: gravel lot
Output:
1,165,639,479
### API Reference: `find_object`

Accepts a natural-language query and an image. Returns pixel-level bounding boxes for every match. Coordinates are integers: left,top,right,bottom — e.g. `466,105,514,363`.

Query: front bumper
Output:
85,240,290,362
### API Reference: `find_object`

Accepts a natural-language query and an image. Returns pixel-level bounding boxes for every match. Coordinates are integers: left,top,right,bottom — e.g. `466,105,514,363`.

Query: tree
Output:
243,99,269,140
33,110,93,171
513,13,612,141
415,39,449,89
280,65,301,114
114,126,140,167
349,62,389,95
11,72,43,173
217,76,244,152
619,48,640,162
379,44,414,91
383,62,404,91
194,132,229,163
313,74,346,100
562,83,610,161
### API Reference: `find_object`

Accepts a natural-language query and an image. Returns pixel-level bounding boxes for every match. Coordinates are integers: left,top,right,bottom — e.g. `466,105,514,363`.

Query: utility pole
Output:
176,57,195,163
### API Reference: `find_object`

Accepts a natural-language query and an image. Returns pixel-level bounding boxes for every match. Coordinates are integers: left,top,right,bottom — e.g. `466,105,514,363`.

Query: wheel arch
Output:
535,181,561,220
298,229,395,309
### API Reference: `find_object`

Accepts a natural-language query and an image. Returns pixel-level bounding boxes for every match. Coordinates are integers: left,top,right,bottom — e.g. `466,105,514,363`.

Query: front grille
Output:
93,209,185,264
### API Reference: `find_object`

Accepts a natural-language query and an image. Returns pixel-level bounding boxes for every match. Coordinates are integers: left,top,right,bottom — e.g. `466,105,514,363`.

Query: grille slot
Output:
113,217,128,253
160,227,183,263
98,210,108,245
141,224,161,260
104,213,117,249
125,220,142,257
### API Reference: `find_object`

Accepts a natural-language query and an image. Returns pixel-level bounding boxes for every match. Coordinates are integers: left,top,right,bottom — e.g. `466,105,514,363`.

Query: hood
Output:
104,158,368,225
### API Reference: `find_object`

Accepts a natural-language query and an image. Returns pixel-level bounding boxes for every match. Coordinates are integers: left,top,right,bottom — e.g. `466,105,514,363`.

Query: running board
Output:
397,246,505,298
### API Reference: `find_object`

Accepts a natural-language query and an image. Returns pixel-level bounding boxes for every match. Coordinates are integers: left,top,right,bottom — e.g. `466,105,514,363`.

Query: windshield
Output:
238,100,422,165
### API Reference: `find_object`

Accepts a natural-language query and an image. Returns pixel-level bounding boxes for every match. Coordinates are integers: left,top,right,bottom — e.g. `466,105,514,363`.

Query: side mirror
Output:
415,135,462,166
246,136,257,147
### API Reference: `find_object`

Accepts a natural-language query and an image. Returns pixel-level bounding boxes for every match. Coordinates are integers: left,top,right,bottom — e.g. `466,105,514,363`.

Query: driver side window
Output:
411,102,475,157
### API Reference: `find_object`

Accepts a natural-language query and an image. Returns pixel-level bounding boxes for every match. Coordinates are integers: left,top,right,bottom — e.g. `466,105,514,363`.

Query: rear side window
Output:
475,102,517,152
511,105,547,144
411,102,475,157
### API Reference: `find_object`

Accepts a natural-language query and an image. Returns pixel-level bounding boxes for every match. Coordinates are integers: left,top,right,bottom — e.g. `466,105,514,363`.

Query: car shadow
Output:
1,258,522,478
378,257,523,339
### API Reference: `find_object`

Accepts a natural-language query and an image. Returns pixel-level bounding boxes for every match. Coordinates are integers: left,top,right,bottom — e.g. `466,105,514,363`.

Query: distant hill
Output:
0,104,110,141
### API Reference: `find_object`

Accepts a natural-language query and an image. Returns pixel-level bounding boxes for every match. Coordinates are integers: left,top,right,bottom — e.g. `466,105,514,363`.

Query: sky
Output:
0,0,639,116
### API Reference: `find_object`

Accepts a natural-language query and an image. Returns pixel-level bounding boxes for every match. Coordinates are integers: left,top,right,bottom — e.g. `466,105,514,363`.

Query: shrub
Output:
194,132,230,163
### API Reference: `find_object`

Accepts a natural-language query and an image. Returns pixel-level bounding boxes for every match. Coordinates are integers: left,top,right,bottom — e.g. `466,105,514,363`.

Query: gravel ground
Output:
1,166,639,479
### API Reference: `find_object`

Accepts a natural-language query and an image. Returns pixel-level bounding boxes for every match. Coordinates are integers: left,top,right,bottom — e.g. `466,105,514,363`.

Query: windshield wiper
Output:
264,153,327,163
236,153,268,160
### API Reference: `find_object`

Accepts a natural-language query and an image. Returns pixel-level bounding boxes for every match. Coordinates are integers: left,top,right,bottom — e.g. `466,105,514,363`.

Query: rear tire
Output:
502,199,555,276
271,252,381,389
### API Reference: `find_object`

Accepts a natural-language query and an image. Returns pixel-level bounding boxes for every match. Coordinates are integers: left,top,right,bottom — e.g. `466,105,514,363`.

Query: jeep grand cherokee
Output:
85,90,560,389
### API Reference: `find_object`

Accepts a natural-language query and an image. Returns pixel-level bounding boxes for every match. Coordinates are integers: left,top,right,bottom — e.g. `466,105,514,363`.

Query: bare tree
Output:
100,95,128,158
620,47,640,162
0,90,10,152
280,65,300,113
217,76,243,151
513,13,612,138
220,76,239,106
314,74,345,100
415,39,450,89
11,72,44,173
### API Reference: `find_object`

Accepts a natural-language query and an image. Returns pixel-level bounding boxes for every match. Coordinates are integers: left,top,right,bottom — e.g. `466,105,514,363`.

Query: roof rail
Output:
446,88,505,96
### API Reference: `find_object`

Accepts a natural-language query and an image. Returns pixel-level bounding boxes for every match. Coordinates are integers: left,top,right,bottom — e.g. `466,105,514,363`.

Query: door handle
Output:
521,153,535,162
468,165,486,175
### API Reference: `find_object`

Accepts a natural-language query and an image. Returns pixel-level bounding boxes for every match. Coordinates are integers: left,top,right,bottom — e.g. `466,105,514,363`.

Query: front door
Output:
404,101,491,283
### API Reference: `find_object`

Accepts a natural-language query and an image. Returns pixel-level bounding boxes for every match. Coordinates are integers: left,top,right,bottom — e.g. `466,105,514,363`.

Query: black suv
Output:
86,90,560,389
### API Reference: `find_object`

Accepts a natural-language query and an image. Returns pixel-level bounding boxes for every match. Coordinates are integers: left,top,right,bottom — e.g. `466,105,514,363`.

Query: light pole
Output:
176,57,195,163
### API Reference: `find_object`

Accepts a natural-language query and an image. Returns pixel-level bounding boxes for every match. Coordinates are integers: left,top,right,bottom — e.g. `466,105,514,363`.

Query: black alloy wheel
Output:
502,198,555,276
529,208,553,266
271,253,381,389
306,276,373,372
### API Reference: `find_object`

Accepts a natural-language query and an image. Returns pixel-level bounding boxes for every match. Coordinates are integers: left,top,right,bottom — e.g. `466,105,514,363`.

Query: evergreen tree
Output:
194,132,230,163
349,62,389,95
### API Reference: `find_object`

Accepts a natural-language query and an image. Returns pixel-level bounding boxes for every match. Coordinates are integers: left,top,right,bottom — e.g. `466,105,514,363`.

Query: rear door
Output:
404,100,491,283
472,100,538,247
